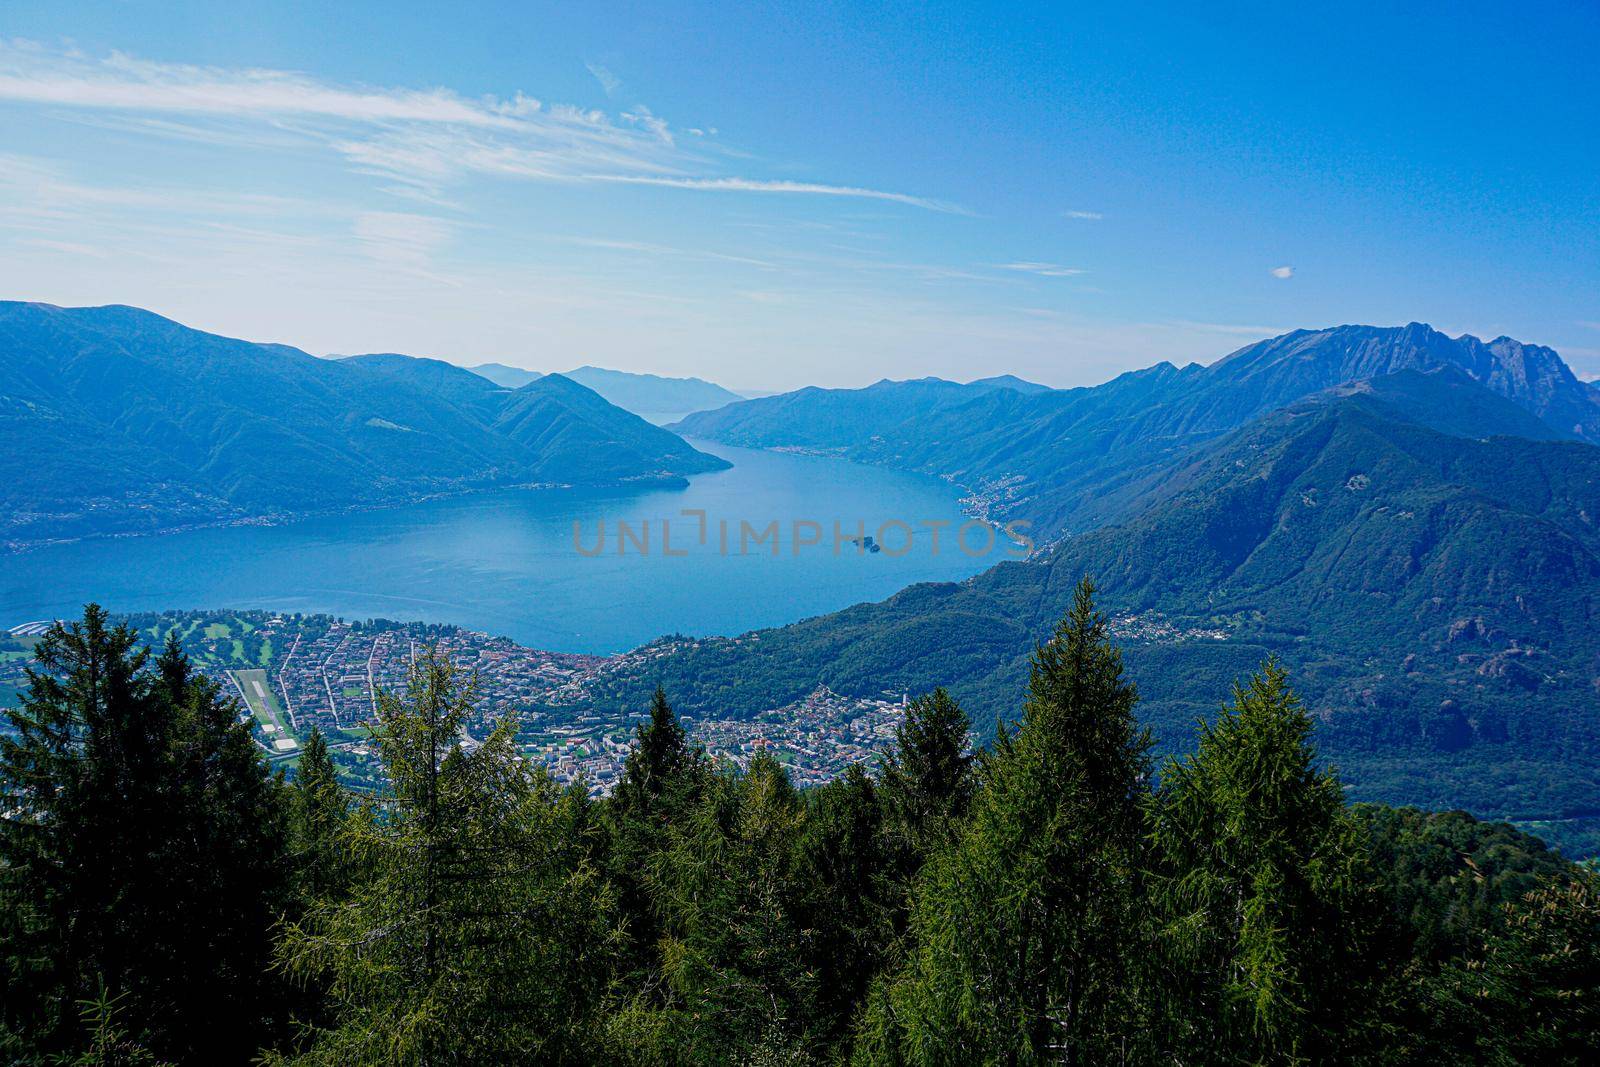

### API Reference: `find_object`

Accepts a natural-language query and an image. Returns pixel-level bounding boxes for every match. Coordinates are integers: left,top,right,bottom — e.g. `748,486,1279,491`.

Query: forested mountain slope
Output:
492,373,731,482
0,303,726,544
676,323,1600,540
590,371,1600,828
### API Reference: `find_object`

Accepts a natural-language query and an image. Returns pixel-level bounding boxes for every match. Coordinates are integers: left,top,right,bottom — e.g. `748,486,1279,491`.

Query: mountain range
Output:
675,323,1600,542
7,301,1598,846
0,302,727,546
468,362,743,416
600,330,1600,847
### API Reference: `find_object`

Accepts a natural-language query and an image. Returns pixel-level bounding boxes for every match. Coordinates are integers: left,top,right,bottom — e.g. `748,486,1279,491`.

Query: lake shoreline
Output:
0,443,999,655
0,471,696,557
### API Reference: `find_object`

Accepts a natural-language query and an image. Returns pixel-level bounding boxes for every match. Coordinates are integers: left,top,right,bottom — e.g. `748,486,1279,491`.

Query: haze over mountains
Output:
0,302,726,546
468,362,543,389
468,362,743,417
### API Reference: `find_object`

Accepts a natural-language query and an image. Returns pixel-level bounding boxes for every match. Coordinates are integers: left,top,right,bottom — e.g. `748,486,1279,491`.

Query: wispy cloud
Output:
352,211,458,272
585,62,621,97
587,174,966,213
1062,209,1103,220
567,236,776,269
620,104,673,145
1578,320,1600,332
0,39,952,211
994,261,1088,277
0,41,538,126
0,152,332,228
1270,265,1294,279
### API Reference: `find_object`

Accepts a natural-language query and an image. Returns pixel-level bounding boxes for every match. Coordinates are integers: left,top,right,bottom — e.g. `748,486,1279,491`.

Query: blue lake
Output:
0,442,1009,653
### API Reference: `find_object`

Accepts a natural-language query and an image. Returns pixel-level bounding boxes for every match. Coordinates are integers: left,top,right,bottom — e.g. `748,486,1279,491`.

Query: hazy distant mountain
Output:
562,365,743,416
589,368,1600,826
342,355,726,483
468,362,543,389
677,323,1600,540
970,373,1052,394
0,303,727,545
670,375,1042,455
464,361,744,416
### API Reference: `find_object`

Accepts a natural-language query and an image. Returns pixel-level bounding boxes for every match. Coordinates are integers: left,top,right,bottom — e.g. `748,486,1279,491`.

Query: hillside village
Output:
3,611,911,793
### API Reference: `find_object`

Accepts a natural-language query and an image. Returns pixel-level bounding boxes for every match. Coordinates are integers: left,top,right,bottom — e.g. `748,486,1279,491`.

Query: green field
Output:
230,669,298,754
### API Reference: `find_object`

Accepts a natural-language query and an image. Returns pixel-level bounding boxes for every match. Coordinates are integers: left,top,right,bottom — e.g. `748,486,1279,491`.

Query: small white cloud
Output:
995,261,1088,278
1578,320,1600,332
1271,265,1295,279
1062,209,1102,220
585,63,621,97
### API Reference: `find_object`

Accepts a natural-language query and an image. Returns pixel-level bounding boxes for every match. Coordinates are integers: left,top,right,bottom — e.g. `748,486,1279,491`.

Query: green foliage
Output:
0,605,290,1063
1148,659,1385,1061
272,649,621,1064
879,687,973,865
795,765,894,1046
8,595,1600,1062
1425,872,1600,1064
604,687,709,977
865,578,1153,1061
612,752,816,1061
1357,804,1569,964
288,727,351,908
58,986,173,1067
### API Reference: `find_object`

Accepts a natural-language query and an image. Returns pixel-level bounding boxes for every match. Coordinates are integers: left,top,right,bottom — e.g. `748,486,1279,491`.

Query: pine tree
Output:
613,753,816,1061
1149,658,1383,1062
613,686,696,813
274,648,621,1064
879,687,973,867
288,726,350,907
604,686,707,974
863,578,1152,1062
0,606,290,1062
796,764,893,1050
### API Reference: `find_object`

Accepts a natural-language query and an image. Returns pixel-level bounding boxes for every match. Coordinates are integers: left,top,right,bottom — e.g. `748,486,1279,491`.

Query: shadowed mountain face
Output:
0,302,727,544
676,323,1600,541
588,370,1600,824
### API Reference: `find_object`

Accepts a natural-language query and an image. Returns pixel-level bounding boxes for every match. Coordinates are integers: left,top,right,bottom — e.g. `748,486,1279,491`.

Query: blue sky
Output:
0,1,1595,391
